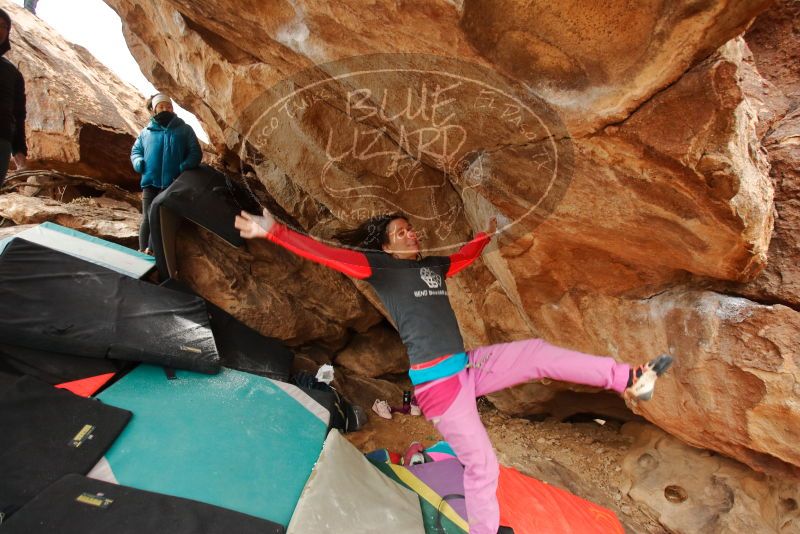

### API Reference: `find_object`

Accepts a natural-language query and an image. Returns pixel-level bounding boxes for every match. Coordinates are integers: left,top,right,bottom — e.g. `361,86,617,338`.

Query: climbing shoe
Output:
625,353,674,401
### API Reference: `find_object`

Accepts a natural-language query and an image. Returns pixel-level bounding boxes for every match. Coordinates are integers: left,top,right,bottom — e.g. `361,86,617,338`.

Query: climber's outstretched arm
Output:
445,217,497,278
235,209,372,279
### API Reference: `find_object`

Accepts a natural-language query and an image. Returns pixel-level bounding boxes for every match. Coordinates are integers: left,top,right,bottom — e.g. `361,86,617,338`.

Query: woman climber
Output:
235,208,673,534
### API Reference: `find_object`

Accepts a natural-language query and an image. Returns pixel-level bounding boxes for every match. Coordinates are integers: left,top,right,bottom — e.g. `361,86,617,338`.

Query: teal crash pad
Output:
97,365,329,526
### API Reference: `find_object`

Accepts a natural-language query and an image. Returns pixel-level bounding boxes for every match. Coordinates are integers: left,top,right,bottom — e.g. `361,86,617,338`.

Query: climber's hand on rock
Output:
235,208,275,239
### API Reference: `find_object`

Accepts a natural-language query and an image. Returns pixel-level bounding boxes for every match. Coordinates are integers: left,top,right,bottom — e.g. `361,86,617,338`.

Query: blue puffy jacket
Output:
130,114,202,189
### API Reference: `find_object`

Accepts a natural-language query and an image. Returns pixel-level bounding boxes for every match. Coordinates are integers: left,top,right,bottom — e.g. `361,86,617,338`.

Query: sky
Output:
10,0,209,142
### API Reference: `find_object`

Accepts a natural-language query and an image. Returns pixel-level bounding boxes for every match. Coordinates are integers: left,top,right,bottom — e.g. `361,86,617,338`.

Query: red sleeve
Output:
263,223,372,279
446,232,491,278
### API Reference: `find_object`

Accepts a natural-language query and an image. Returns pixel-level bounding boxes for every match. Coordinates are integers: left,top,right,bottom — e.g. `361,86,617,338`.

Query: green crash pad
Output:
96,365,329,526
287,430,424,534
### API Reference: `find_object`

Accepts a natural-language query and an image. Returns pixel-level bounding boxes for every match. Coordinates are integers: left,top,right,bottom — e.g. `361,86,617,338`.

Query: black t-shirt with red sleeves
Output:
264,223,490,365
363,252,465,365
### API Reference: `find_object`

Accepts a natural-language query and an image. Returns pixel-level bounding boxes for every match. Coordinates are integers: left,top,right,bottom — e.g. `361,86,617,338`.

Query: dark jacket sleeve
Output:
12,69,26,155
179,126,201,172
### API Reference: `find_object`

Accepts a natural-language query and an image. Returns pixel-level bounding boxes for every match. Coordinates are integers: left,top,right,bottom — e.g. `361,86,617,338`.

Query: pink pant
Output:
418,338,630,534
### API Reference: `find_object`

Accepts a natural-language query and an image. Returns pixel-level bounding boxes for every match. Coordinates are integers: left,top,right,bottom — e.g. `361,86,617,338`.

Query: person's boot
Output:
625,354,674,401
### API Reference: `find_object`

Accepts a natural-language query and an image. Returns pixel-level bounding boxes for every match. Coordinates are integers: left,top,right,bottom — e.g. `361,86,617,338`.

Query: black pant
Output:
139,187,162,250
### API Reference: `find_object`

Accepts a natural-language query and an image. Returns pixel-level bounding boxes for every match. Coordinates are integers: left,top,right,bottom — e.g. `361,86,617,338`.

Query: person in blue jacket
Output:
130,93,201,253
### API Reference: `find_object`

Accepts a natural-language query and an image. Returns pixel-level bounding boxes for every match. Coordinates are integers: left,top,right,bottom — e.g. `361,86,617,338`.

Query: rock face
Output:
335,323,409,378
336,373,405,416
1,1,148,187
0,193,141,246
174,224,382,347
723,0,800,309
103,0,800,478
621,422,799,533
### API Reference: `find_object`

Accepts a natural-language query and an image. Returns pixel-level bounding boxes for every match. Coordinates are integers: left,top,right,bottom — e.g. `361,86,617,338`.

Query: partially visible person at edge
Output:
0,8,27,187
235,208,674,534
130,93,201,254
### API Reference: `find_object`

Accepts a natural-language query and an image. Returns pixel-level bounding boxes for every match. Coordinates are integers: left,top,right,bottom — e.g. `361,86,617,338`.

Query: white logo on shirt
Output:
419,267,442,289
